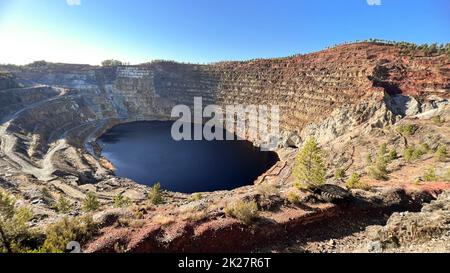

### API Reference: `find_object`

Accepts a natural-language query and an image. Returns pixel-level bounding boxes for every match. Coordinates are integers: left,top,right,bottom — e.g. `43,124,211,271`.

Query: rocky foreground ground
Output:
265,190,450,253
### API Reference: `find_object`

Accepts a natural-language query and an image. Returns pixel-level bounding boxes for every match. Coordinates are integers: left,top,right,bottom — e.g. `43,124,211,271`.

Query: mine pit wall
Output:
137,43,449,142
0,86,61,119
1,43,449,170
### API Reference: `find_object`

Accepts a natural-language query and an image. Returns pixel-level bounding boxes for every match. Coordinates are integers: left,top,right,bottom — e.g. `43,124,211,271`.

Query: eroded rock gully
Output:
0,42,449,252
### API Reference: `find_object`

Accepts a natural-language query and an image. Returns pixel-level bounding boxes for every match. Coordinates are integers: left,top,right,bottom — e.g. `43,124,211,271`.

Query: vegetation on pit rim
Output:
324,40,450,57
286,191,301,205
83,192,100,212
366,146,389,181
148,182,164,205
256,183,278,199
55,196,72,214
35,216,97,253
40,187,54,205
1,189,100,253
113,193,132,208
188,193,203,202
364,39,450,57
293,138,326,190
403,143,430,163
0,190,33,253
423,167,439,182
224,200,259,225
334,168,346,180
432,115,445,127
435,145,448,162
346,173,370,190
397,124,417,136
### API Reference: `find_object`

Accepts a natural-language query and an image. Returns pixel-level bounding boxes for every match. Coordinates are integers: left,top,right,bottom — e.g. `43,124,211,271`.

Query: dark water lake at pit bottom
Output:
97,121,279,193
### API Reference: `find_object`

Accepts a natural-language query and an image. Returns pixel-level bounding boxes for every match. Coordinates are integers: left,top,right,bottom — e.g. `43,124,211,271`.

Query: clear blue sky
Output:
0,0,448,65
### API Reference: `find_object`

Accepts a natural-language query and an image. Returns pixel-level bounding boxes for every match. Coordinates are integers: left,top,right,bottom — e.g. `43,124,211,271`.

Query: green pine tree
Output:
334,168,346,180
148,182,164,205
83,192,100,212
0,190,33,253
113,193,131,208
55,196,71,214
293,138,326,190
346,173,370,190
435,144,448,162
367,153,389,181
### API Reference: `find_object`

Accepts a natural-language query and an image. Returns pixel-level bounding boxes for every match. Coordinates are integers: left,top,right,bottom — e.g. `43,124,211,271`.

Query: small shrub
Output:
256,183,277,198
180,205,207,222
113,193,131,208
134,210,145,220
412,148,426,161
224,200,259,225
40,187,54,205
420,143,431,153
432,115,444,127
403,147,415,162
403,145,428,162
0,190,33,253
185,211,207,222
148,183,164,205
413,177,422,185
151,214,174,226
346,173,370,190
189,193,203,202
379,143,388,156
55,196,71,214
423,167,438,182
334,168,346,180
129,219,146,229
365,153,373,165
286,191,301,205
367,153,389,181
101,59,123,67
435,144,448,162
388,149,398,161
83,192,100,212
397,124,416,136
40,216,97,253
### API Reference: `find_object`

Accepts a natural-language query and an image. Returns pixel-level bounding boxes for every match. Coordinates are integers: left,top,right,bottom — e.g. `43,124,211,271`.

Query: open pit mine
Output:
0,42,449,253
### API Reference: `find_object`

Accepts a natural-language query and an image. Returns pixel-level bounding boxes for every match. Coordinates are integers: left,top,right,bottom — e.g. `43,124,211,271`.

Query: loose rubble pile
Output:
363,191,450,253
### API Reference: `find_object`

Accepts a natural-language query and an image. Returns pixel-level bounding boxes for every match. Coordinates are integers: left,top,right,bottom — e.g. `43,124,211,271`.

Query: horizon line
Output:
1,39,448,67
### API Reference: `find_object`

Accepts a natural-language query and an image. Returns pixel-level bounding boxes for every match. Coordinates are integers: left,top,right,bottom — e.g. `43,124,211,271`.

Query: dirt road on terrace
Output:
0,87,79,181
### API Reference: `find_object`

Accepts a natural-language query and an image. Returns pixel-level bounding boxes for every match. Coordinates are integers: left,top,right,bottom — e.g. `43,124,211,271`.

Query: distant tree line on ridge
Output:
326,39,450,57
101,59,126,67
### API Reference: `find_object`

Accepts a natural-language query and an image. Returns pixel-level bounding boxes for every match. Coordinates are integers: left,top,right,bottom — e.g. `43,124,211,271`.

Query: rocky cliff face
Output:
0,72,20,91
362,191,450,253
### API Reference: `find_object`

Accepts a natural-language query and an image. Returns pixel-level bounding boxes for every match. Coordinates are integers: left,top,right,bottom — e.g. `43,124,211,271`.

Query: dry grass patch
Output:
151,214,175,226
224,200,259,225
